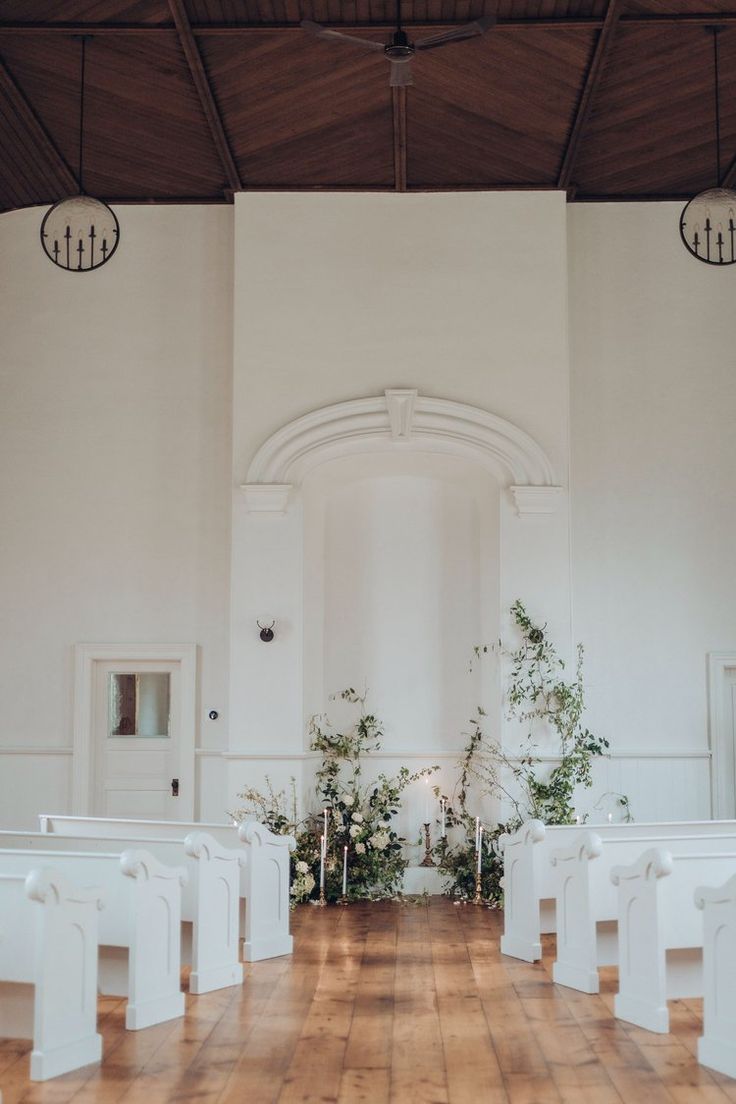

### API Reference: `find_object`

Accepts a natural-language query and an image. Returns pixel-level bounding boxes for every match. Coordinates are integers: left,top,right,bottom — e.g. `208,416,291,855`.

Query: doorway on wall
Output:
709,653,736,819
94,661,179,818
73,642,197,819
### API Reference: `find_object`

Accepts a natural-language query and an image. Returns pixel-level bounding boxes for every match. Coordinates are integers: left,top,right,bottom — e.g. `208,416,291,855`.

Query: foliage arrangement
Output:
231,689,436,904
232,600,628,909
433,600,629,903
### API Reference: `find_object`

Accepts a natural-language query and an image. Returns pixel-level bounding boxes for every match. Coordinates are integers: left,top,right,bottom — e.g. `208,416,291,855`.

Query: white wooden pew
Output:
695,874,736,1081
39,814,295,962
0,830,243,995
549,830,736,994
611,847,736,1033
0,848,186,1030
499,818,736,962
0,866,104,1081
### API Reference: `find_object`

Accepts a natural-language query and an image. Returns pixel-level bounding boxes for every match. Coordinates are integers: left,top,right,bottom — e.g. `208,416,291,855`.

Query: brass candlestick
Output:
338,895,348,906
318,886,327,907
420,822,436,867
473,870,482,905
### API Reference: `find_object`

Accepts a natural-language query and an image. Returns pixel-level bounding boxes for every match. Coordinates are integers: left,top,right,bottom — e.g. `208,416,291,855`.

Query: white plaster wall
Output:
233,191,570,481
308,453,498,751
569,203,736,791
230,192,573,794
0,205,233,826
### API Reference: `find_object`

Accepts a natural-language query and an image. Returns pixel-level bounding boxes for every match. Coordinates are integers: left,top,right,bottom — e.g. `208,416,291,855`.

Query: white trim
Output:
708,652,736,818
218,748,711,762
72,642,197,818
0,747,73,756
241,390,561,513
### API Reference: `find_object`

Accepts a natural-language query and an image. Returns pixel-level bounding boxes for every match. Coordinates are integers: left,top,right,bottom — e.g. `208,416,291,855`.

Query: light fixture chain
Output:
78,35,87,195
713,27,722,187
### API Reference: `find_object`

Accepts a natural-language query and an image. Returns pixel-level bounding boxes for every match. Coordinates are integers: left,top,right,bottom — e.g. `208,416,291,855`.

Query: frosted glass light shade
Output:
679,187,736,265
40,194,120,271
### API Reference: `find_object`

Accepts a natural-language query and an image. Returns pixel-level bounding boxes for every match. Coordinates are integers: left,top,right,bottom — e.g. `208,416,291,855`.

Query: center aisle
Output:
2,898,735,1104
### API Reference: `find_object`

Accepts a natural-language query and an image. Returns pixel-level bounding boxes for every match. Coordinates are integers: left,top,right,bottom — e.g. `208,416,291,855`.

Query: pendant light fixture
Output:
40,36,120,272
679,27,736,266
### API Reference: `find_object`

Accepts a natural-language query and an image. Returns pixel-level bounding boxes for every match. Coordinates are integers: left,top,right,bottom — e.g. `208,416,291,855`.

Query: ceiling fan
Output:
301,2,496,87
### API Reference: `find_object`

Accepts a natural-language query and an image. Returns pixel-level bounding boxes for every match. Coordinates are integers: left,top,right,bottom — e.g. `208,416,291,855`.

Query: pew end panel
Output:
184,832,244,993
499,820,546,962
118,850,187,1029
695,874,736,1081
611,848,673,1033
550,832,603,993
237,822,295,961
0,868,104,1081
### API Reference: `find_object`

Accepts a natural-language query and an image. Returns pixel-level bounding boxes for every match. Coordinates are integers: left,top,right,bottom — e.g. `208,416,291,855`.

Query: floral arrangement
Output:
231,601,628,908
231,689,437,903
433,600,630,904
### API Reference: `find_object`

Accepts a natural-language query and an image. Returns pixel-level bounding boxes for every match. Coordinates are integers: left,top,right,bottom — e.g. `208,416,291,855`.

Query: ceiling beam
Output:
167,0,242,197
392,88,408,193
721,151,736,189
557,0,621,192
7,14,736,35
0,55,78,195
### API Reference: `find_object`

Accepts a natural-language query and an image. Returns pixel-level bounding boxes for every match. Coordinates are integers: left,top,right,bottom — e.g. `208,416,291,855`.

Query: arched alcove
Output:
241,390,561,517
301,451,500,754
227,389,570,823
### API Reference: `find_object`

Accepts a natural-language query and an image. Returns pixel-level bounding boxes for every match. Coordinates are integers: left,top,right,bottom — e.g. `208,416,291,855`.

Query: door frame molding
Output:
708,651,736,818
72,642,197,817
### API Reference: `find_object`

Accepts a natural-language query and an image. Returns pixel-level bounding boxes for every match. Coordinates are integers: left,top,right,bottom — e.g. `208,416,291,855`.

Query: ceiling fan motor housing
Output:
385,30,414,59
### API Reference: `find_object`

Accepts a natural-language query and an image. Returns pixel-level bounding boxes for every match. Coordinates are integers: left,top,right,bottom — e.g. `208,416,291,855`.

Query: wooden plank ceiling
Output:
1,0,735,210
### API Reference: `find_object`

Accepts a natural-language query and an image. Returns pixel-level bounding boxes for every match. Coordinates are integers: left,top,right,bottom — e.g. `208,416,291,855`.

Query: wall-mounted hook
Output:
257,620,276,642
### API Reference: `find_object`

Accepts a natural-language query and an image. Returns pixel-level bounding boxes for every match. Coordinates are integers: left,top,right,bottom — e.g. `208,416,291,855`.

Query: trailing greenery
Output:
434,600,629,903
231,689,437,904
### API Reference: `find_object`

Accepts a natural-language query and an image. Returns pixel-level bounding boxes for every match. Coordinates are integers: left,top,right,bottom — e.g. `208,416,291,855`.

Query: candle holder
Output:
472,870,483,906
419,822,436,867
318,887,327,908
338,895,348,906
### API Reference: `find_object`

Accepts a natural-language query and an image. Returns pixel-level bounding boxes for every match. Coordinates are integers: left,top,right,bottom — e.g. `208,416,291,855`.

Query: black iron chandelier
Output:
679,28,736,266
40,36,120,272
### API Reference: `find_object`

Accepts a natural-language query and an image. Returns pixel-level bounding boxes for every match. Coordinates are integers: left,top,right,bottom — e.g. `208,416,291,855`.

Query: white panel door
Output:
93,660,182,819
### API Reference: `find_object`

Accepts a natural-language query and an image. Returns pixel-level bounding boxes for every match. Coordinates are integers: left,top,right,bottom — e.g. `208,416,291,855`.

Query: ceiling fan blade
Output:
389,60,413,87
414,15,496,51
300,20,385,52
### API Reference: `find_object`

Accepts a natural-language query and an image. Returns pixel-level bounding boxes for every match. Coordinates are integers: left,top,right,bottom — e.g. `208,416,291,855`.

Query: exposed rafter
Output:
0,55,78,196
5,14,736,34
392,88,407,193
557,0,621,191
721,151,736,189
167,0,242,198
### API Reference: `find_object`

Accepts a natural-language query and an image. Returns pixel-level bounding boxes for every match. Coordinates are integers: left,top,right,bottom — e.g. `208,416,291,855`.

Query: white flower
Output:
349,824,361,838
369,830,390,851
343,794,354,806
355,842,366,854
351,812,363,823
296,860,309,874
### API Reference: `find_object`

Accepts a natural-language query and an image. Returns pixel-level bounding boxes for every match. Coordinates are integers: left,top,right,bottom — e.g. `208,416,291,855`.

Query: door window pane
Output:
108,672,170,738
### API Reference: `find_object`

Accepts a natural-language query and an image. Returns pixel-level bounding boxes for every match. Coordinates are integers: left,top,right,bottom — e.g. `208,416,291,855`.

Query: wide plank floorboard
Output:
1,898,735,1104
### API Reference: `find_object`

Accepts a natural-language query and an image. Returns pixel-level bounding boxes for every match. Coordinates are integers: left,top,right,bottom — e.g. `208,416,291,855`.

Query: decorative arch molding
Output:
241,389,562,518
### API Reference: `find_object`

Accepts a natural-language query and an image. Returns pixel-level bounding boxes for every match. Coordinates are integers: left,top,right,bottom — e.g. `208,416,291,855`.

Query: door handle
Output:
171,777,179,797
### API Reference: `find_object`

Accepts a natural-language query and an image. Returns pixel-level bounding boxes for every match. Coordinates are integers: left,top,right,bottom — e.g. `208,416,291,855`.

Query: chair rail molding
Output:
240,390,562,518
708,651,736,819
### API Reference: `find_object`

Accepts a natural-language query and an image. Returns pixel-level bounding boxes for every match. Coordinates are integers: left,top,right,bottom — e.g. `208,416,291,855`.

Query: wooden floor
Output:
2,898,736,1104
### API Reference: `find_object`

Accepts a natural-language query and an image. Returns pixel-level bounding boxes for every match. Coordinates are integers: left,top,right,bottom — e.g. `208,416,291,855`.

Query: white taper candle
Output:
342,845,348,896
477,826,483,874
320,833,325,891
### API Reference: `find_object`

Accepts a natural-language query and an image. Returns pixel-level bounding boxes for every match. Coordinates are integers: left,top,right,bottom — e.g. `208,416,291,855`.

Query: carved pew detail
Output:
0,867,104,1081
695,874,736,1080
